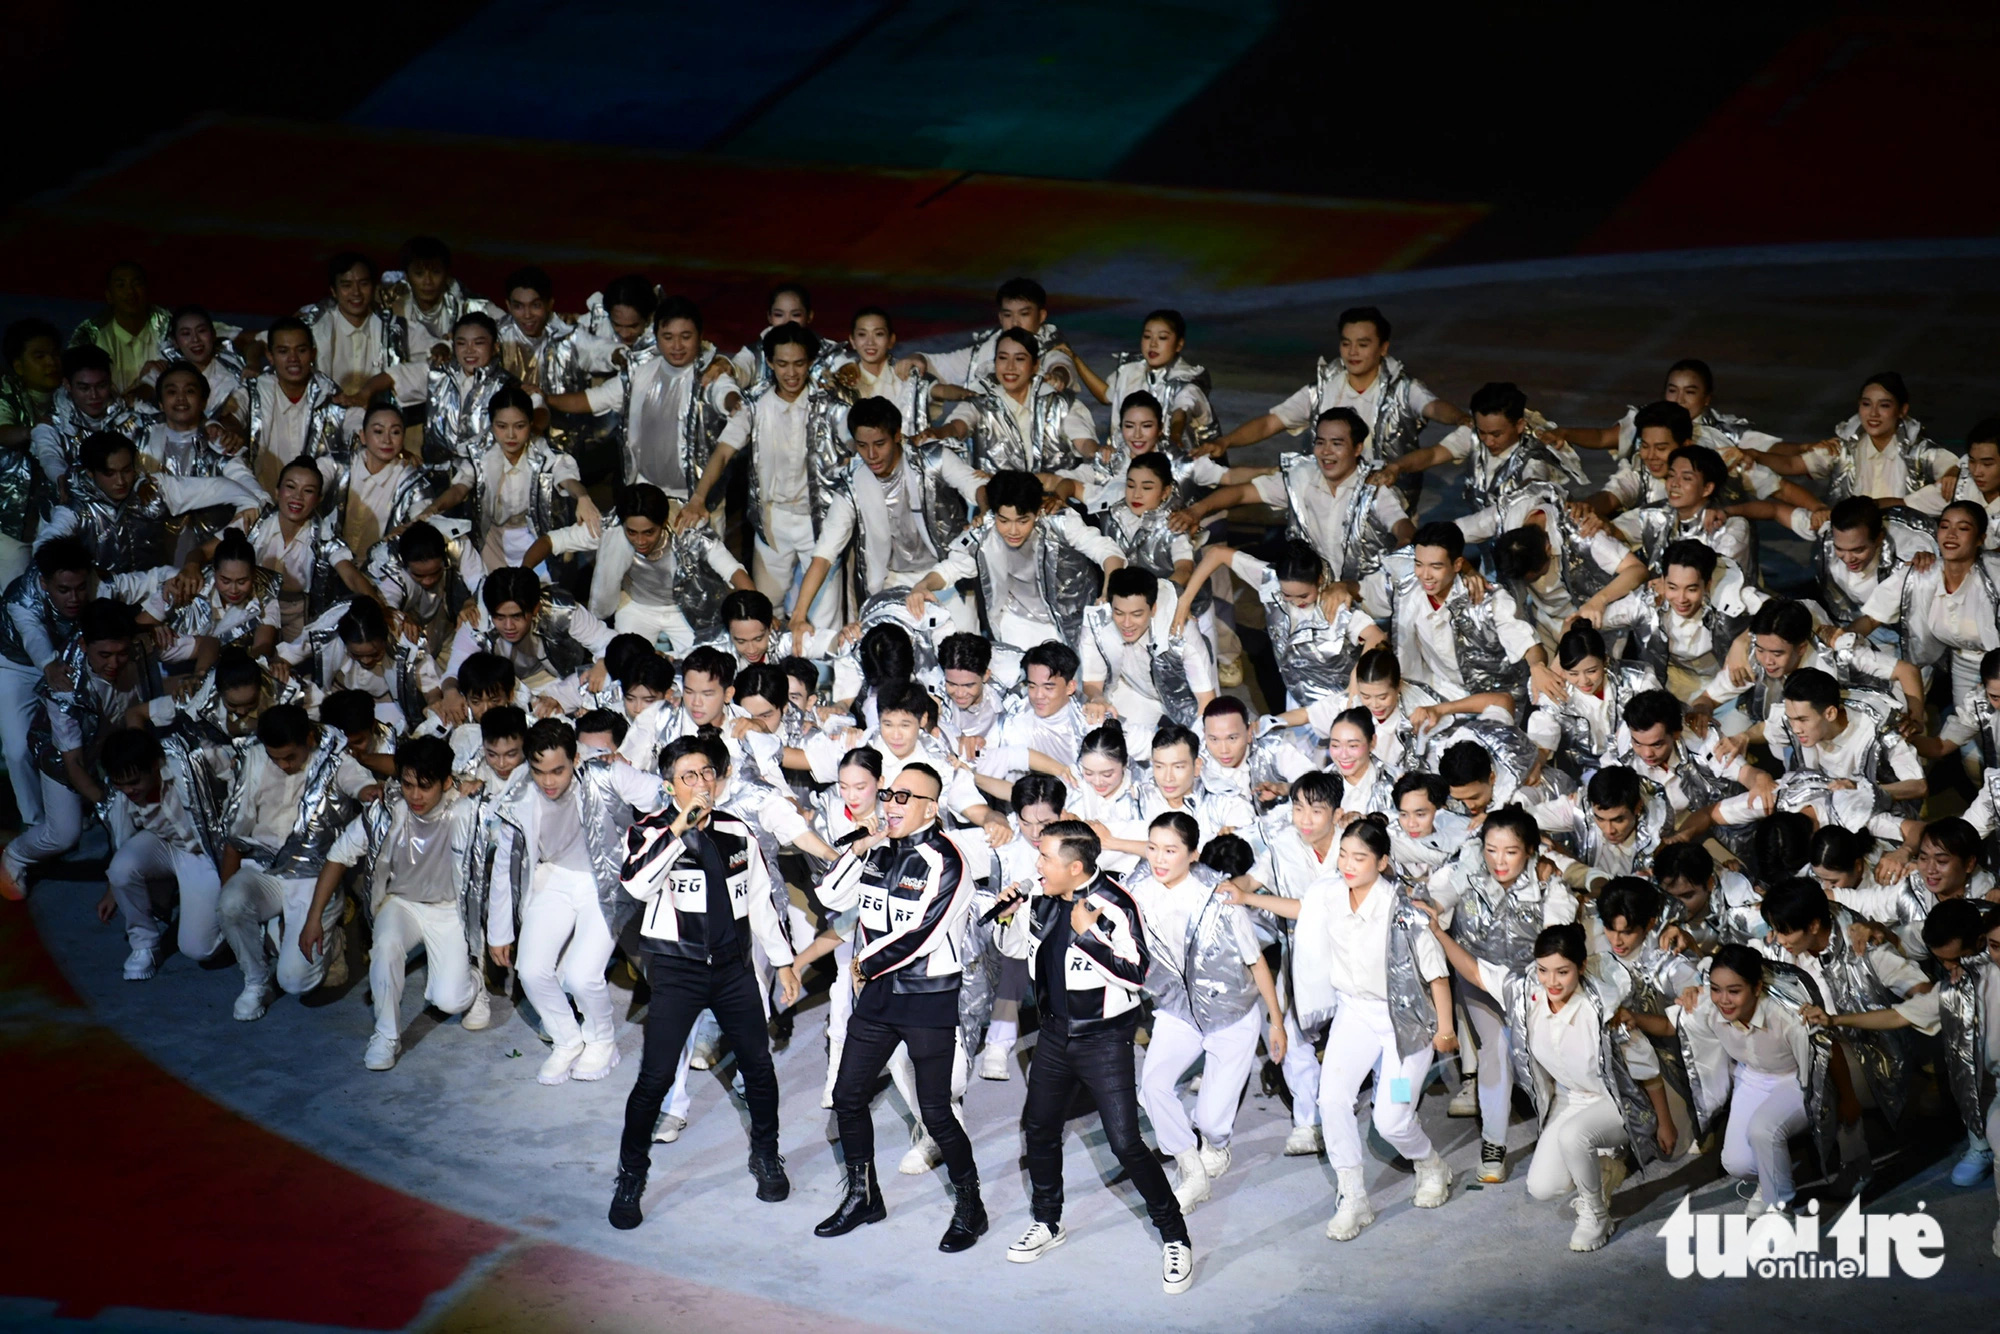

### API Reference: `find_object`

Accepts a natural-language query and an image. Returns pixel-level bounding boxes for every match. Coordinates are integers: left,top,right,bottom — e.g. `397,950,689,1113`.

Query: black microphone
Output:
979,887,1027,925
834,826,873,848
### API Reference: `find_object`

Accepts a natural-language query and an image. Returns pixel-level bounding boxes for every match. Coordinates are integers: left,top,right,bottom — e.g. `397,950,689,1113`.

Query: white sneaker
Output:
1569,1194,1614,1252
364,1033,400,1071
1172,1149,1211,1212
1161,1239,1195,1294
1411,1150,1453,1208
899,1128,943,1175
1006,1221,1065,1264
461,983,492,1031
1197,1141,1232,1180
1283,1125,1323,1156
822,1040,843,1109
1447,1082,1479,1117
1325,1166,1375,1241
689,1039,720,1071
652,1114,687,1144
572,1039,621,1082
538,1042,585,1085
232,982,271,1022
977,1042,1013,1081
123,943,158,981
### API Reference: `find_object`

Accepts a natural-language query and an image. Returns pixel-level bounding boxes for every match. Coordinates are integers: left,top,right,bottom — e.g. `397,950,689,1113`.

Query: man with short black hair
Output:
999,819,1193,1293
1080,566,1214,751
1372,380,1585,513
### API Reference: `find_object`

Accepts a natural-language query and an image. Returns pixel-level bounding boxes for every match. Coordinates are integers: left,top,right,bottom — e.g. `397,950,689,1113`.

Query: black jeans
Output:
1020,1024,1187,1244
618,950,779,1176
833,1015,977,1181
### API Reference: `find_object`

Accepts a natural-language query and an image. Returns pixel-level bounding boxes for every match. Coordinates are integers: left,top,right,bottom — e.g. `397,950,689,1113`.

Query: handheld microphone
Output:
834,826,872,848
979,887,1027,925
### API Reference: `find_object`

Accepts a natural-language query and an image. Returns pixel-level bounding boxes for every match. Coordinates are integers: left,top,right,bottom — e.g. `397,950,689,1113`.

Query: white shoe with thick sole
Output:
364,1033,400,1071
1326,1167,1375,1241
1411,1150,1453,1208
1161,1240,1195,1294
1569,1194,1614,1252
1006,1221,1065,1263
1172,1149,1211,1212
1447,1083,1479,1117
899,1128,943,1175
1284,1125,1324,1156
689,1041,720,1071
1198,1141,1232,1180
123,943,158,981
977,1042,1013,1081
232,982,271,1022
653,1114,687,1144
461,983,492,1031
572,1039,621,1082
538,1042,586,1085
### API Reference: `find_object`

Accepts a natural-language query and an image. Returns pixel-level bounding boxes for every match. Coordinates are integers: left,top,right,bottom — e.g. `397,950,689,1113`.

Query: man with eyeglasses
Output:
811,762,987,1253
609,735,801,1232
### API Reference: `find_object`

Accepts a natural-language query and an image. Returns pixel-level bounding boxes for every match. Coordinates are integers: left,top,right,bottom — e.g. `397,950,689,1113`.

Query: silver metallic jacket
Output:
292,601,433,727
296,301,408,374
469,437,577,554
1542,662,1660,779
225,728,362,880
1896,554,2000,682
1503,954,1662,1169
739,378,839,546
164,564,283,651
246,506,349,625
619,343,731,493
0,375,47,539
495,757,641,936
1565,790,1671,877
1620,502,1743,577
1935,954,1995,1136
28,637,159,781
1279,452,1397,583
1111,352,1214,454
422,363,515,474
1462,429,1586,515
176,661,304,749
1376,549,1529,700
244,370,346,467
152,724,233,869
472,588,599,680
954,511,1106,648
42,388,155,481
1080,602,1198,736
1813,510,1935,623
1823,415,1943,504
960,372,1087,476
1623,582,1753,687
0,568,78,667
328,456,437,547
68,473,177,574
837,445,971,609
1133,864,1261,1031
1447,854,1567,974
1249,565,1367,708
1679,955,1836,1169
807,341,932,476
1307,356,1427,506
1773,901,1911,1124
1416,715,1543,796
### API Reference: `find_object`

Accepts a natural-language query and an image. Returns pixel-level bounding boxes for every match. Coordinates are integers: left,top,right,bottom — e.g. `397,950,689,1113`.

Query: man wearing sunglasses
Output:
812,762,986,1253
609,735,801,1232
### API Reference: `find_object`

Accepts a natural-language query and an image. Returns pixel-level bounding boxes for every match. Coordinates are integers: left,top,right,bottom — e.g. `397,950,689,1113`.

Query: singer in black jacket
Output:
810,762,988,1251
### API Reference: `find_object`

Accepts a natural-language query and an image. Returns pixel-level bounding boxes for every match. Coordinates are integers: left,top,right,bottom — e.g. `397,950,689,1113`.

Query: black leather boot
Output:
938,1173,988,1253
814,1160,887,1236
749,1146,790,1203
608,1168,646,1230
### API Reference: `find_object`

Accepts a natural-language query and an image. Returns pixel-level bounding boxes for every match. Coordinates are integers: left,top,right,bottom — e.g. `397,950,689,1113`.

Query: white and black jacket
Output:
1006,872,1150,1035
621,805,796,966
817,821,979,996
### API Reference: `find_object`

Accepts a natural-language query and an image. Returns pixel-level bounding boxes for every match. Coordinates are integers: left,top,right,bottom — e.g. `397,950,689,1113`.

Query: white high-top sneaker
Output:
822,1039,843,1109
1197,1139,1232,1180
1447,1082,1479,1117
977,1042,1013,1081
232,981,271,1022
1411,1150,1453,1208
572,1039,621,1082
1569,1188,1614,1251
538,1042,585,1085
1173,1148,1211,1211
461,981,492,1031
123,939,158,981
1325,1166,1375,1241
364,1033,400,1071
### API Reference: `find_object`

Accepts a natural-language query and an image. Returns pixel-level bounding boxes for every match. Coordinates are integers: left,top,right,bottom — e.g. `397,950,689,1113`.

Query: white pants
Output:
218,866,335,995
1525,1091,1629,1201
0,533,27,589
108,833,223,960
370,895,478,1041
994,609,1060,654
515,863,617,1047
0,661,43,826
613,595,699,656
1282,1006,1323,1128
1318,995,1439,1170
1141,1005,1265,1154
1720,1064,1810,1207
4,779,83,879
1105,678,1165,753
752,505,840,626
1461,976,1515,1144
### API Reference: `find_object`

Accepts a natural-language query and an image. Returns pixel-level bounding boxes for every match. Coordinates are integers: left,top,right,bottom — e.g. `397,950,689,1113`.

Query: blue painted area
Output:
348,0,882,150
720,0,1278,177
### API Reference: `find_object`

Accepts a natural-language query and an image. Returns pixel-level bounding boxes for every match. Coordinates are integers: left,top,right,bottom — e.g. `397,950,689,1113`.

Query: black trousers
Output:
618,950,779,1176
833,1015,977,1181
1020,1024,1187,1244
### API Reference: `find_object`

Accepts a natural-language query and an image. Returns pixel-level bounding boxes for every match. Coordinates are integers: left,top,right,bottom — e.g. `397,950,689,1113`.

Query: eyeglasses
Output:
884,789,936,806
674,767,718,783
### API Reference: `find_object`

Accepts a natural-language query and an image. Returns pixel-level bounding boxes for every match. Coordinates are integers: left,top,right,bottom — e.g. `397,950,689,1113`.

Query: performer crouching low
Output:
812,762,986,1250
